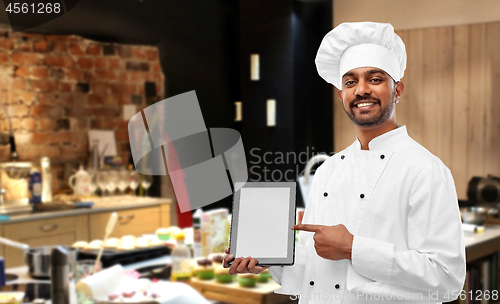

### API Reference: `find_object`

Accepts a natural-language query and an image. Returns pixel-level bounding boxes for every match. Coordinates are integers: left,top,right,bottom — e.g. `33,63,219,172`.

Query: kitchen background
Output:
0,0,497,303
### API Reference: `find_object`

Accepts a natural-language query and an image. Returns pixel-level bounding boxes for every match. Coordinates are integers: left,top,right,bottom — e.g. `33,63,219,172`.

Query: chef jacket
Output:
269,126,466,304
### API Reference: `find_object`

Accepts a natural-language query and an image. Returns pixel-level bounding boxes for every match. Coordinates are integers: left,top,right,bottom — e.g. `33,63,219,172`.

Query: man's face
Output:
338,67,402,128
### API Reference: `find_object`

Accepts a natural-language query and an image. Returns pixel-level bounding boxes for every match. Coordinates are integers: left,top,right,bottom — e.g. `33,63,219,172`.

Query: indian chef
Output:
223,21,466,304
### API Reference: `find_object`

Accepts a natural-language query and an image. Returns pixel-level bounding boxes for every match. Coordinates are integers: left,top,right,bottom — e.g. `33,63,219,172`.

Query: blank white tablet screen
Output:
235,187,290,258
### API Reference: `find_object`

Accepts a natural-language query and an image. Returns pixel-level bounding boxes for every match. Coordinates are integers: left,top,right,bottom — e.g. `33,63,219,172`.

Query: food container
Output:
460,207,495,225
0,292,24,304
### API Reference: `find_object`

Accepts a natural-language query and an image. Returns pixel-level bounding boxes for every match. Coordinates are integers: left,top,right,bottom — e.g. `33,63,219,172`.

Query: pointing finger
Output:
292,224,324,232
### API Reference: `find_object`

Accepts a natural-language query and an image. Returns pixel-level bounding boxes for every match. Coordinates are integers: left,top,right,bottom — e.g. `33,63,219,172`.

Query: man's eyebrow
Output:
367,69,387,76
342,72,355,79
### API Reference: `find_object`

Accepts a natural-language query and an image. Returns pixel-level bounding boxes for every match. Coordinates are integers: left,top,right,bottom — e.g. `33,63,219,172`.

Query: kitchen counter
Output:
0,196,172,224
464,224,500,262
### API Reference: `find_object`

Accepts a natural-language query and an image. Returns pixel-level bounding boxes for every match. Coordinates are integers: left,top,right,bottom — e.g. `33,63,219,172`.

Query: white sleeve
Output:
351,163,466,302
269,266,283,285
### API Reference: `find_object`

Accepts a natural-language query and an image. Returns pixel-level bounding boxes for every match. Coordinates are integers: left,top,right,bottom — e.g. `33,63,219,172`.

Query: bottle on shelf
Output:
40,157,52,203
171,232,192,284
193,209,202,259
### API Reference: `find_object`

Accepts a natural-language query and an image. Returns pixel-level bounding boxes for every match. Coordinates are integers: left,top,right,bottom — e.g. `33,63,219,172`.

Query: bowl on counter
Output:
460,207,495,225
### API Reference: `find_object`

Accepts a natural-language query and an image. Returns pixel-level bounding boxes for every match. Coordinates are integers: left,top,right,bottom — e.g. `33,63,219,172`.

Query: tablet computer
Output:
229,182,296,266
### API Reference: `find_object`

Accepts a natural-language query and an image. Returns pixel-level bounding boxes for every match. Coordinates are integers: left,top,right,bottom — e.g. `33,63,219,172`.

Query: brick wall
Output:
0,29,164,192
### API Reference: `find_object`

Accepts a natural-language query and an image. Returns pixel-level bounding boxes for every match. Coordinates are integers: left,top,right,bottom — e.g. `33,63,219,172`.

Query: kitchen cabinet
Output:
89,206,161,240
3,215,89,268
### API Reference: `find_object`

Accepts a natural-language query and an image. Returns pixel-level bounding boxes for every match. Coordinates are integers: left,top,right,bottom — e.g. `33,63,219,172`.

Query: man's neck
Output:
355,122,398,150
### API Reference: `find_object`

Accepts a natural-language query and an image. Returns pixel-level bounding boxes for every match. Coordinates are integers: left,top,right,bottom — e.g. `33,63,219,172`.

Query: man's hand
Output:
292,224,354,260
222,248,270,275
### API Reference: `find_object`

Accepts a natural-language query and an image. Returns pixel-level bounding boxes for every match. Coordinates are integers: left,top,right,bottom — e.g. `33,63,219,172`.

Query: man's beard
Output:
343,90,396,128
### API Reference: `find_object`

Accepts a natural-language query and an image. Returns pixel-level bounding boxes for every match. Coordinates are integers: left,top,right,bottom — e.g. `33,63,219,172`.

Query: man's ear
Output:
337,89,343,102
395,82,404,99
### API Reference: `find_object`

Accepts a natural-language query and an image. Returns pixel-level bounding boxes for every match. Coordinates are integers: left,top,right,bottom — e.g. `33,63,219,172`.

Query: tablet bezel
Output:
229,182,297,266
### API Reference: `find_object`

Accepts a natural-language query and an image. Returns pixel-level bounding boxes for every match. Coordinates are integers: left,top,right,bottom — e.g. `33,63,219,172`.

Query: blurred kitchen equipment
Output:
50,247,69,304
460,207,497,225
467,175,500,204
0,237,77,278
94,212,118,273
68,165,91,196
40,157,52,203
0,97,18,161
0,162,34,214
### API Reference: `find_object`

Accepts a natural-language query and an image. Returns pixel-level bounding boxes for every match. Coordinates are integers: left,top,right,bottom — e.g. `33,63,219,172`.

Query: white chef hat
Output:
315,22,407,90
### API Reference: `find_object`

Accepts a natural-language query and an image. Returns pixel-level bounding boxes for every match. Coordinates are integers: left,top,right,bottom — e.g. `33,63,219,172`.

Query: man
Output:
223,22,466,303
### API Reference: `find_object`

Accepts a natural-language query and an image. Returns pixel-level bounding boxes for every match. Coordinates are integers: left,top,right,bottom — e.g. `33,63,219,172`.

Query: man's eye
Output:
370,78,382,82
345,80,355,86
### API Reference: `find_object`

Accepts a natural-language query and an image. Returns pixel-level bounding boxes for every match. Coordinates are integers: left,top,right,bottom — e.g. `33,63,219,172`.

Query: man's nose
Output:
355,80,371,96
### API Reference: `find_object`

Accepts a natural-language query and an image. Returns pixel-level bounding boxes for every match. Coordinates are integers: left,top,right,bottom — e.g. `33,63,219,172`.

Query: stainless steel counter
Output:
0,196,172,224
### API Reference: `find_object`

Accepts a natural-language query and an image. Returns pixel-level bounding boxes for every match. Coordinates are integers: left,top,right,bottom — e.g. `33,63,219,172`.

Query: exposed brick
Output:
86,44,101,56
117,94,131,105
117,72,127,82
12,77,26,90
115,129,128,141
20,117,36,130
90,118,116,129
14,132,32,145
12,33,41,39
77,58,93,69
103,45,115,56
50,68,65,79
0,52,9,63
65,107,93,118
33,41,48,53
12,53,43,65
0,76,11,90
152,62,162,73
94,107,120,117
0,38,14,50
82,71,94,81
31,79,58,91
2,118,19,131
96,69,115,80
44,35,76,41
108,58,122,69
133,49,146,60
17,91,35,105
126,61,149,71
55,118,70,130
129,71,142,82
70,118,88,129
31,132,47,144
15,40,32,52
59,93,72,105
103,95,116,105
47,131,73,144
110,83,136,94
59,82,72,92
41,145,60,158
39,118,56,131
131,95,143,105
1,91,11,105
14,66,29,78
118,47,132,58
67,69,81,81
0,65,13,78
146,50,158,61
117,120,128,129
50,41,67,54
30,105,62,118
7,104,29,117
87,94,101,105
91,82,108,94
45,55,74,68
71,92,87,105
39,92,58,105
32,66,48,78
17,145,41,161
95,58,107,69
75,82,90,93
69,44,84,55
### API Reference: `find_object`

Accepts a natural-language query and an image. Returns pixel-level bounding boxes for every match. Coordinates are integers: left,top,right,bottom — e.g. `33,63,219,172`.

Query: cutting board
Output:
190,277,293,304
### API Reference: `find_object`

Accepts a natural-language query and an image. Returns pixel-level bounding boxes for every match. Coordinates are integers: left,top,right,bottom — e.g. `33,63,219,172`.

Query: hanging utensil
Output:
94,212,118,273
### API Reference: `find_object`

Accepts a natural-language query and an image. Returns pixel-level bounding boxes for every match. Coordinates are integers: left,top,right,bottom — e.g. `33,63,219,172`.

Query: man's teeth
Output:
356,103,375,107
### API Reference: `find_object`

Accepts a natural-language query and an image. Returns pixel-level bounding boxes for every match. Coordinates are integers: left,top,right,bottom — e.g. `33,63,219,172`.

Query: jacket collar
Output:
353,125,409,151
